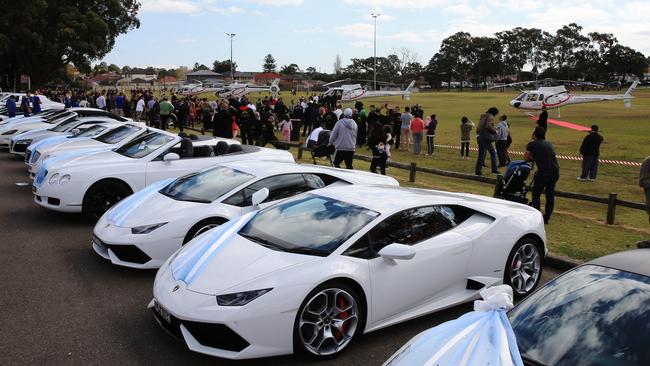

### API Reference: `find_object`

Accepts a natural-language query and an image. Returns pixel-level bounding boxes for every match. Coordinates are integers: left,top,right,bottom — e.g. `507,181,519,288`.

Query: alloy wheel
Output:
509,243,541,295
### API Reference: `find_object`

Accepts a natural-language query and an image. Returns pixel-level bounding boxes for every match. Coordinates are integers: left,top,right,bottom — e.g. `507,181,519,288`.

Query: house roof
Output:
157,76,179,83
186,70,221,76
129,68,156,75
222,71,256,78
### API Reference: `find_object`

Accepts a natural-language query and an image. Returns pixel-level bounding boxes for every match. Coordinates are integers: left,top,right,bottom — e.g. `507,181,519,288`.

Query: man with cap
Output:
329,108,358,169
578,124,604,181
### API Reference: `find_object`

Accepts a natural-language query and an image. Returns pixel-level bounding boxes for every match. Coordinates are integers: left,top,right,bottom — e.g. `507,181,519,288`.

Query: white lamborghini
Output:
32,130,294,219
92,160,399,269
150,185,547,360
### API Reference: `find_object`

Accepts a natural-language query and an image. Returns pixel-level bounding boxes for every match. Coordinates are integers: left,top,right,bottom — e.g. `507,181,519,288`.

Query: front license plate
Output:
154,301,171,324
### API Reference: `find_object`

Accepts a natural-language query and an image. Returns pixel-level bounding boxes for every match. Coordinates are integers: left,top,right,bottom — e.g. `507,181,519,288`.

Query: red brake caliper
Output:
335,295,349,341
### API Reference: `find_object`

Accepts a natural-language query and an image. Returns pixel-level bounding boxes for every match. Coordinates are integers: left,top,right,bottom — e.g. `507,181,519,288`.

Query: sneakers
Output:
577,177,587,181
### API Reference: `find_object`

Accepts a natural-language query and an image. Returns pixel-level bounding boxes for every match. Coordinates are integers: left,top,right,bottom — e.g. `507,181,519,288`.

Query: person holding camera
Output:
474,107,500,176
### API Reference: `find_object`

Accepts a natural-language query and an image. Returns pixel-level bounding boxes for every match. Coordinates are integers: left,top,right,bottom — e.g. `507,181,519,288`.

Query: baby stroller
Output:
307,129,334,166
496,160,532,204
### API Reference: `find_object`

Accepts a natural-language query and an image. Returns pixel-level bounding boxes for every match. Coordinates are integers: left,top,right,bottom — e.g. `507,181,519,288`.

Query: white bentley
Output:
32,130,294,218
93,160,399,269
150,185,547,360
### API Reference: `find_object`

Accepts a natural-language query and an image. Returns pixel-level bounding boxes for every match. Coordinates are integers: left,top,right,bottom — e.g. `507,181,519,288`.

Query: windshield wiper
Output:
521,355,547,366
239,232,279,249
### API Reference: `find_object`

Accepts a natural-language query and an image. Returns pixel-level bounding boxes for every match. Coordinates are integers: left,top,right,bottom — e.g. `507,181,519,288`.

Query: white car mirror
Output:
70,128,80,134
163,152,180,162
251,188,270,207
378,244,416,261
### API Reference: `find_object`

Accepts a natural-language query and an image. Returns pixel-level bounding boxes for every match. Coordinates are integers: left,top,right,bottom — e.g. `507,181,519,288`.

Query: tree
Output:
496,28,541,80
469,36,504,87
333,55,342,75
428,32,474,90
192,63,210,71
212,59,236,74
305,66,317,75
263,54,277,73
0,0,140,90
280,63,300,75
108,63,121,73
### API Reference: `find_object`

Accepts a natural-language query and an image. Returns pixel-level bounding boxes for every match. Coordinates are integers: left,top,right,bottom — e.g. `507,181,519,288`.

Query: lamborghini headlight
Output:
48,173,60,185
131,222,168,234
16,139,32,145
216,288,272,306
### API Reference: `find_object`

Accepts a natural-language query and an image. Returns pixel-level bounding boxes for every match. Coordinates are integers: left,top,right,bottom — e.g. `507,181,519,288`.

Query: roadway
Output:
0,152,560,365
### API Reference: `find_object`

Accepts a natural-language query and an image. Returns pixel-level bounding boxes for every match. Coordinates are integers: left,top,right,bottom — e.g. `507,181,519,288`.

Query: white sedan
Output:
150,185,547,360
93,161,399,269
25,122,147,175
32,130,294,218
9,116,127,156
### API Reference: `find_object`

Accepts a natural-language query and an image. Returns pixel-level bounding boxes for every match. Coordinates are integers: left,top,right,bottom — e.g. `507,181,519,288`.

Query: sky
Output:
100,0,650,73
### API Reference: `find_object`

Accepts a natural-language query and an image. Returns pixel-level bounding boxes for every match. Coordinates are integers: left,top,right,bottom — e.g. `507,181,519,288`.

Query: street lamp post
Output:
371,13,380,91
226,33,236,83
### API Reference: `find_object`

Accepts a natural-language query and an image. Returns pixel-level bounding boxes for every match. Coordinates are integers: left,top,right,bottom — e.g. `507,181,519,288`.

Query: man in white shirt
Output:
333,104,343,120
135,96,145,121
307,121,325,149
96,91,106,110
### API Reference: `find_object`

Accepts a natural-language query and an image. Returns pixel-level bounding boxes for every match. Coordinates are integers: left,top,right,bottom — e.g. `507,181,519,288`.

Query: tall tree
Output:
280,63,300,75
263,54,277,73
470,36,504,86
212,59,237,74
192,63,210,71
0,0,140,89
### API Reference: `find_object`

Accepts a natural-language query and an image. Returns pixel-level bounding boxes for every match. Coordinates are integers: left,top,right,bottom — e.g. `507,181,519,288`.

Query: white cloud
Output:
294,27,324,34
351,41,373,48
361,13,396,21
342,0,450,8
384,31,437,43
335,23,376,40
141,0,201,13
208,5,245,14
241,0,304,5
177,38,198,44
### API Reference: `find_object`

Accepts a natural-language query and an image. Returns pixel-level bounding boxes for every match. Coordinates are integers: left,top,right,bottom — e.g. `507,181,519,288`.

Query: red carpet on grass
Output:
527,116,590,131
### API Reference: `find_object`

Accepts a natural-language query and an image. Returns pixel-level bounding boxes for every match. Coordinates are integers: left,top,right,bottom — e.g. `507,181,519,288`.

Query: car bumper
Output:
150,267,297,360
32,185,82,213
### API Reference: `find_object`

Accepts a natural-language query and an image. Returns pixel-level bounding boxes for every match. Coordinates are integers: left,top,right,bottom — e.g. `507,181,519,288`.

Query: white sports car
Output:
9,116,127,156
0,107,127,149
0,94,64,120
92,161,399,269
25,122,147,175
32,130,294,218
150,185,547,360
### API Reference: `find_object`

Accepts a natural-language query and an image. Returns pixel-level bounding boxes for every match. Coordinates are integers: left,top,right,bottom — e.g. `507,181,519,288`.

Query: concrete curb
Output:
545,254,582,271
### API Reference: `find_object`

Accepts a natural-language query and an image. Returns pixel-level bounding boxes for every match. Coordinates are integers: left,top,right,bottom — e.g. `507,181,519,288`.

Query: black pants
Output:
580,156,598,179
160,115,170,131
461,142,470,157
240,126,254,145
370,147,387,175
426,135,435,155
302,120,312,136
496,140,510,166
532,170,559,222
393,124,401,149
333,150,354,169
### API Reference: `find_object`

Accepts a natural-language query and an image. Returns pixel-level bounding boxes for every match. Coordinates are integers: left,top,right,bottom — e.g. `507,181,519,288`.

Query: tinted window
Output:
344,205,473,259
95,125,141,144
510,265,650,366
238,194,378,257
223,174,324,207
72,125,108,137
115,132,173,158
49,117,80,132
160,166,254,203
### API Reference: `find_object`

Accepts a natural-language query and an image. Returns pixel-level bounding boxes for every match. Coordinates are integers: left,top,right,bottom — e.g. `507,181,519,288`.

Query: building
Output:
156,76,180,89
125,68,157,82
185,70,223,84
221,71,256,83
254,72,281,85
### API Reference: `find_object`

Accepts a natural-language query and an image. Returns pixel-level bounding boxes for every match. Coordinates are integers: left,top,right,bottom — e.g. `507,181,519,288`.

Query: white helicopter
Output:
322,79,416,102
216,79,280,99
493,79,639,111
178,80,224,96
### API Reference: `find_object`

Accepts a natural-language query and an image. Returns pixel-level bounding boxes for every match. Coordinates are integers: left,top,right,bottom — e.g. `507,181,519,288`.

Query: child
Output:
460,116,474,159
279,115,293,142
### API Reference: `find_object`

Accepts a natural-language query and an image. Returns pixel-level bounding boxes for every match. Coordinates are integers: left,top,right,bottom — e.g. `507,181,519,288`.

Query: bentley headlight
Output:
216,288,272,306
58,174,71,185
48,173,60,185
2,129,18,135
131,222,168,234
17,139,32,145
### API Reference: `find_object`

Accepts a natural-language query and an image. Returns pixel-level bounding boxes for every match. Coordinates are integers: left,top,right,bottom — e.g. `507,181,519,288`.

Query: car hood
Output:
30,135,82,152
42,149,132,172
104,180,196,227
170,213,318,295
36,138,103,156
0,119,48,132
14,129,62,142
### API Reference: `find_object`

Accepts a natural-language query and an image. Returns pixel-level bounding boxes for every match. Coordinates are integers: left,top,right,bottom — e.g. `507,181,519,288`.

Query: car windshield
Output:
114,131,173,159
48,117,79,132
238,194,378,257
95,125,141,144
160,166,254,203
509,264,650,366
45,111,72,123
71,125,108,138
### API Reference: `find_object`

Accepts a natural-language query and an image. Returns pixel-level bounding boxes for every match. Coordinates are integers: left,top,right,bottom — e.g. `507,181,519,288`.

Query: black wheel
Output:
183,217,228,244
504,237,543,298
293,281,364,359
82,180,132,221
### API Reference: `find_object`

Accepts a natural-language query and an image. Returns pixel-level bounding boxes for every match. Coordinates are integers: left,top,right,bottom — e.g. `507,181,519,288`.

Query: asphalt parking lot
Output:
0,151,561,365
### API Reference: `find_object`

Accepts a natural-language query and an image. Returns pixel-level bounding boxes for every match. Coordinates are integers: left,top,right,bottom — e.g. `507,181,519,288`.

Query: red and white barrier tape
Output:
432,144,642,167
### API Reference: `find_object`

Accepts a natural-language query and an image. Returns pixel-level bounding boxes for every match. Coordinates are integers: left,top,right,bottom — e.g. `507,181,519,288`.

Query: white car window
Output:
115,132,174,159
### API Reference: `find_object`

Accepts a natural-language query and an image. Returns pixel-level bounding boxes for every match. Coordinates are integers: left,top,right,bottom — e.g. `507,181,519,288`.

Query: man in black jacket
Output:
537,106,548,131
525,127,560,224
578,125,604,181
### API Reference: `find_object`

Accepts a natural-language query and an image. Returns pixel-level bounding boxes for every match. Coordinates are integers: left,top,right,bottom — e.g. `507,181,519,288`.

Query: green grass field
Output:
189,87,650,261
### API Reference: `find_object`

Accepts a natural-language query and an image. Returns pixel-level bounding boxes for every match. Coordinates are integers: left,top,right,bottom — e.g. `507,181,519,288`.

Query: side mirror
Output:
163,152,180,162
378,244,416,261
251,188,270,207
70,128,80,135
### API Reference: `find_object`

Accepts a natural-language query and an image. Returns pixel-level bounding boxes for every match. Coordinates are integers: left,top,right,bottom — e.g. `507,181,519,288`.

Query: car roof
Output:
587,249,650,277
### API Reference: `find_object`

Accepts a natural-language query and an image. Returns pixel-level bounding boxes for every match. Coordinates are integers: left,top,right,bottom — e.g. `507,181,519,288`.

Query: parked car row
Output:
4,105,644,363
